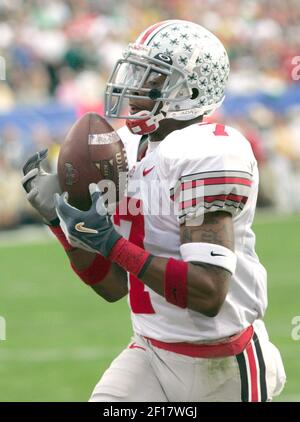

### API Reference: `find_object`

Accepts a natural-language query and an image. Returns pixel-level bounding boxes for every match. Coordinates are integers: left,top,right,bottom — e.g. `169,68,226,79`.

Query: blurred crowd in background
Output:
0,0,300,229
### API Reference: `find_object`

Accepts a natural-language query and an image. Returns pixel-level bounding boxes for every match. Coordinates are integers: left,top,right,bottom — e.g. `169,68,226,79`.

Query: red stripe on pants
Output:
246,341,259,402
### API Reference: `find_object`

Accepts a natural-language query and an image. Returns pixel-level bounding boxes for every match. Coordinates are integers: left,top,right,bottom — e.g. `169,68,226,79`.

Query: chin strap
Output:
126,111,165,135
125,98,224,135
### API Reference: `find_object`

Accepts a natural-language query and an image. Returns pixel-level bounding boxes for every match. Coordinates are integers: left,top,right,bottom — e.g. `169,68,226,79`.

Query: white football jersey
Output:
114,122,267,342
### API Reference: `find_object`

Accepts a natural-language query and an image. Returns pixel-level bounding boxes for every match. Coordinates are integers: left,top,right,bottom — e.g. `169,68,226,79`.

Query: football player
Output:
22,20,286,402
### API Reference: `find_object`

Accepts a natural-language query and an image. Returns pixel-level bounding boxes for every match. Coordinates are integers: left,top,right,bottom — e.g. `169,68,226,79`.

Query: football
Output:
57,112,128,210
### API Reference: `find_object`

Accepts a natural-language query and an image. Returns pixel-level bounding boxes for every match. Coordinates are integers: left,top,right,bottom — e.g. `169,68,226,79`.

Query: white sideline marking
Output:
0,347,122,362
0,214,299,247
0,225,54,247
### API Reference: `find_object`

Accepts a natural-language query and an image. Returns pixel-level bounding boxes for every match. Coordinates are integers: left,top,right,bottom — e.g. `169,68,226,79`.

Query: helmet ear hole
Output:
191,88,199,100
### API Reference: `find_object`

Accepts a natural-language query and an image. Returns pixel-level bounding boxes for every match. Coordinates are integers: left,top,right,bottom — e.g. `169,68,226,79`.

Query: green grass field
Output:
0,214,299,401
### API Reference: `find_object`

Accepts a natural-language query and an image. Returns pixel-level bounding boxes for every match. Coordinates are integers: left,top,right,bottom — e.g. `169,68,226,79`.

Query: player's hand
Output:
54,183,121,256
21,149,61,225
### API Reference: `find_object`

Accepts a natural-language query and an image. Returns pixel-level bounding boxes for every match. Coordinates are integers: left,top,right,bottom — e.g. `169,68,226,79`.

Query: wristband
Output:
180,242,237,275
109,238,153,277
49,225,74,252
164,258,188,308
71,255,111,285
109,238,188,308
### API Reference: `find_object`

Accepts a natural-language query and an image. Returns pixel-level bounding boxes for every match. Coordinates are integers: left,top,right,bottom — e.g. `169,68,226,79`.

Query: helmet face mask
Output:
105,52,192,120
105,20,230,128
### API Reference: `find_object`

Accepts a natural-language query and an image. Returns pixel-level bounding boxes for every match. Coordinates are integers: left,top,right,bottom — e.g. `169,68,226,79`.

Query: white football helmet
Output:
105,20,230,135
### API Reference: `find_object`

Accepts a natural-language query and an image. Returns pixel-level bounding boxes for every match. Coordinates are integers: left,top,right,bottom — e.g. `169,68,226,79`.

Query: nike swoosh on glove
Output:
54,183,121,256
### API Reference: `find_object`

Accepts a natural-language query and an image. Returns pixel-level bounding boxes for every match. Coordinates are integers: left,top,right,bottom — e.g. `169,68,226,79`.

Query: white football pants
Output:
89,320,286,402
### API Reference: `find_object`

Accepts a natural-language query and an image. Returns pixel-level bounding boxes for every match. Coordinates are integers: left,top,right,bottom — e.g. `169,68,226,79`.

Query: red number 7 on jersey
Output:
113,197,155,314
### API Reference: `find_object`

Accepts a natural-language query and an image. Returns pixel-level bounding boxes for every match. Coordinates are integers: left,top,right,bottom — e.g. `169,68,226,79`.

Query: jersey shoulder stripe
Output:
170,170,253,201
